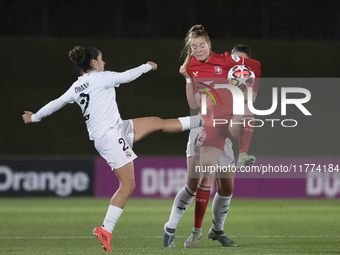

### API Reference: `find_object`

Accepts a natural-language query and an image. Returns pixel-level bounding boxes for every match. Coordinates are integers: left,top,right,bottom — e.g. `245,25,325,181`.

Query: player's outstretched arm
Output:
111,61,157,85
22,111,33,124
180,65,199,109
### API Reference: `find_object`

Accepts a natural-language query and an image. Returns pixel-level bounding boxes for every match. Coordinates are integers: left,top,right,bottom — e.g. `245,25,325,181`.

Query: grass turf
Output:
0,198,339,254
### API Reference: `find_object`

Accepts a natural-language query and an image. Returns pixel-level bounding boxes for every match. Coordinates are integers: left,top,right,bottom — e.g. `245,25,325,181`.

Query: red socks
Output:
238,115,254,154
194,185,211,228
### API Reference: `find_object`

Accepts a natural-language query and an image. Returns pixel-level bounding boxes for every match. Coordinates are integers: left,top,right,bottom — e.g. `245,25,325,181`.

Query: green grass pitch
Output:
0,198,339,254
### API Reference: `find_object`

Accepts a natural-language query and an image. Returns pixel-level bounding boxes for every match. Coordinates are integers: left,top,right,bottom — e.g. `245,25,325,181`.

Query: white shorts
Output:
94,119,137,170
186,127,203,158
186,127,235,167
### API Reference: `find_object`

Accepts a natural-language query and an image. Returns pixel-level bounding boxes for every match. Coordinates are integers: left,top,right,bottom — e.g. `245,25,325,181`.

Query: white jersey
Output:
31,64,152,140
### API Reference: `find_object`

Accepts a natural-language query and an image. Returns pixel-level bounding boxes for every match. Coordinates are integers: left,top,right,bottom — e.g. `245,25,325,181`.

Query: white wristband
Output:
186,78,192,83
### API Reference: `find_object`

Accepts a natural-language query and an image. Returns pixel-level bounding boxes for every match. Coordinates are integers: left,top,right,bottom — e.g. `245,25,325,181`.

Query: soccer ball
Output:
227,65,255,92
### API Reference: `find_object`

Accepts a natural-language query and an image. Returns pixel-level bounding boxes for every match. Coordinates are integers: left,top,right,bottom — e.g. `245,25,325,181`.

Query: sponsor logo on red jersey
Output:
231,54,240,62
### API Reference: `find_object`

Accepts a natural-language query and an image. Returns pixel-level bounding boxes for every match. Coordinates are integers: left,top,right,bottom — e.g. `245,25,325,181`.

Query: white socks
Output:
212,193,232,231
178,115,204,131
167,185,196,229
102,205,123,233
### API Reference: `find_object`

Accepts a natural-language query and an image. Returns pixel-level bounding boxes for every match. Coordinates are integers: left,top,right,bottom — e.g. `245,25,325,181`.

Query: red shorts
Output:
200,115,235,150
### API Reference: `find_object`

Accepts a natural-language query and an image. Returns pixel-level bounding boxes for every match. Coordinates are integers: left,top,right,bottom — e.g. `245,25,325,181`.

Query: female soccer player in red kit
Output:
163,43,257,248
183,25,260,247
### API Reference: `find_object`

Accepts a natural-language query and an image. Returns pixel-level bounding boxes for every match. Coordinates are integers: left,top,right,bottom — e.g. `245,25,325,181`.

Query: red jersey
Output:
187,52,261,118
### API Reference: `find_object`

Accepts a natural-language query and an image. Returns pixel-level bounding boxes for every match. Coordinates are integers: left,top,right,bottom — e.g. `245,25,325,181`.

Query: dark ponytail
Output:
69,46,100,73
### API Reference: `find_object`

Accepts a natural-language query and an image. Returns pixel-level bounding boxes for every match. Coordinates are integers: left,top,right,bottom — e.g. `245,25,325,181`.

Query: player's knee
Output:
150,116,164,130
187,179,199,191
152,116,163,124
128,181,136,194
120,179,136,195
199,178,213,188
218,184,234,197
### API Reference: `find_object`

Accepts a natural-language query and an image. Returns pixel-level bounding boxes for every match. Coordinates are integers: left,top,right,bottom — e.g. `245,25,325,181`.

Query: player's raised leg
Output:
132,114,204,143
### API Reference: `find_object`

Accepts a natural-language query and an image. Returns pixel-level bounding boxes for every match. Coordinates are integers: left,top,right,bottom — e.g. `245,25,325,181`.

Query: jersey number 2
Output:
80,93,90,120
118,138,129,151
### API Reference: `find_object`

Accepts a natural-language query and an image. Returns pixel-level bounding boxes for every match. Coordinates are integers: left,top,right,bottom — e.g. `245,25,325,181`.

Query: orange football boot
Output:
93,226,112,252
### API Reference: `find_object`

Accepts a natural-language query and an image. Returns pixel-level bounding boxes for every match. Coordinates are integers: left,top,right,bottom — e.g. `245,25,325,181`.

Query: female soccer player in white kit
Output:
22,45,206,252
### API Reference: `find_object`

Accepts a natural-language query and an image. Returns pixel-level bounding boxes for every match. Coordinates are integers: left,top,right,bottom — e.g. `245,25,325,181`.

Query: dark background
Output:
2,0,340,39
1,0,339,157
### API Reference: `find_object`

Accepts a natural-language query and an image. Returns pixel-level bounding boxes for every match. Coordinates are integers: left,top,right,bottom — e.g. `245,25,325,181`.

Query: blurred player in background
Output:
22,45,208,252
